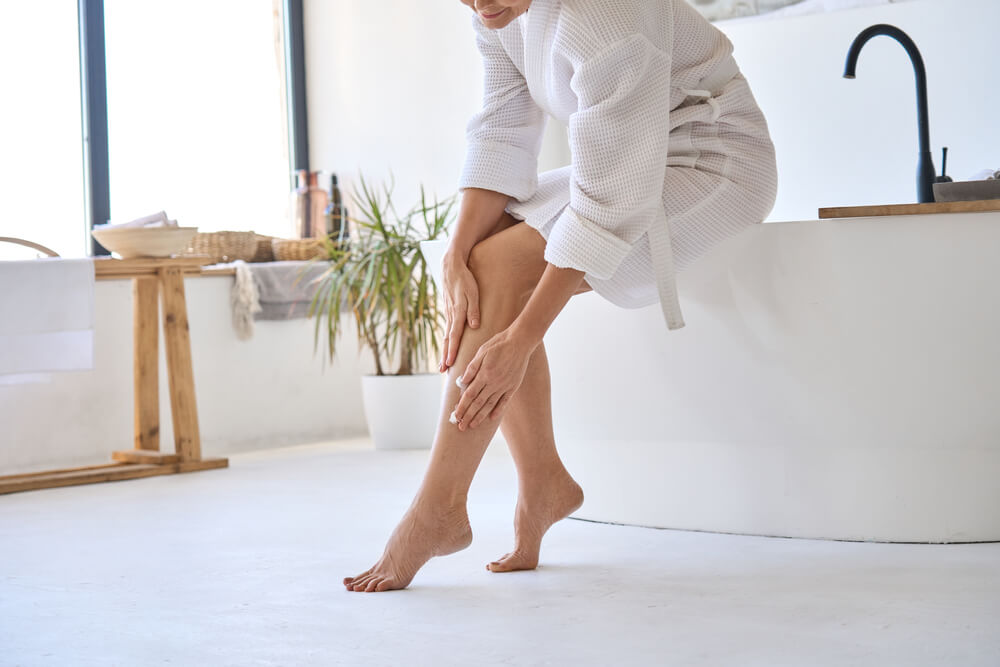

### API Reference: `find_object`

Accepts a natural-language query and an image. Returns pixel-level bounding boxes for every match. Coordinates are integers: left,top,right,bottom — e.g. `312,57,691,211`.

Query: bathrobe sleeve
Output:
543,34,673,280
458,19,548,201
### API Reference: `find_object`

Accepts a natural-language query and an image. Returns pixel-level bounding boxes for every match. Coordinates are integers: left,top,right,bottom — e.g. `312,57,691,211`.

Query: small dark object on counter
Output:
934,147,953,184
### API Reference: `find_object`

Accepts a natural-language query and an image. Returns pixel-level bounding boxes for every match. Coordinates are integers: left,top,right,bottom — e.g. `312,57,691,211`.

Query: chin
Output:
479,9,516,29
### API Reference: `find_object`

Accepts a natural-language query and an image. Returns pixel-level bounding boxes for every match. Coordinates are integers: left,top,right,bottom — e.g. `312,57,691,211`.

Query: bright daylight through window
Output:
0,1,85,260
0,1,291,261
105,0,290,237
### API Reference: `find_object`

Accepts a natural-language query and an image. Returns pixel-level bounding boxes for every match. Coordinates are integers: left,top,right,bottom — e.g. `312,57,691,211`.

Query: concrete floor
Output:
2,439,998,667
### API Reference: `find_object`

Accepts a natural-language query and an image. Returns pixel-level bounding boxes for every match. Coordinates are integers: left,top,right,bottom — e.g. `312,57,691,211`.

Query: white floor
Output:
2,439,998,667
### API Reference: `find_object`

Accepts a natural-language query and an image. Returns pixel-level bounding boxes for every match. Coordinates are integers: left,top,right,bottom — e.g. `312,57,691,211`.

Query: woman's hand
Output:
439,252,482,373
453,327,537,431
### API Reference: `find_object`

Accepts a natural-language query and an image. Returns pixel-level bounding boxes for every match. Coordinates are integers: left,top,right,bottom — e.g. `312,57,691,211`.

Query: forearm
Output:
444,188,511,265
509,263,586,347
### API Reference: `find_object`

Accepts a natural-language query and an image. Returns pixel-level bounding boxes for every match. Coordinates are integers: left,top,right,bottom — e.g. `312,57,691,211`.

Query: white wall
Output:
721,0,998,221
1,277,367,475
305,0,998,222
304,1,483,211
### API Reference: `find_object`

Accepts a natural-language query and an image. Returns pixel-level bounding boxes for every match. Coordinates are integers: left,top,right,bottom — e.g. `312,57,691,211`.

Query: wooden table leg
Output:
159,267,202,461
134,276,160,451
113,276,183,465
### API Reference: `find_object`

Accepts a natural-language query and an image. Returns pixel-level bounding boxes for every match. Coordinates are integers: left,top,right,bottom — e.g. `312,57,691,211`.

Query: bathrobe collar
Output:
518,0,558,116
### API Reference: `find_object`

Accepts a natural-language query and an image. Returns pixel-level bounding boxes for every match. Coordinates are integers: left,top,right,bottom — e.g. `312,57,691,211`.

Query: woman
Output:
344,0,777,593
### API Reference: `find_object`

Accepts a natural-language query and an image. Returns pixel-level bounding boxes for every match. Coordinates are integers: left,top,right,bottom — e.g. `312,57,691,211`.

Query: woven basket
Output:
271,238,326,262
186,231,257,263
251,234,276,263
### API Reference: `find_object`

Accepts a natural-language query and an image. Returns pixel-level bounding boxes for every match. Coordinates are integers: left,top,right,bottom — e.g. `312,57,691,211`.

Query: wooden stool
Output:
0,257,228,494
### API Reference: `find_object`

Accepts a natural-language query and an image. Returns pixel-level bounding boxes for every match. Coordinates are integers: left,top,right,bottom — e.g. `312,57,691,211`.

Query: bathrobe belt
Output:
650,55,741,332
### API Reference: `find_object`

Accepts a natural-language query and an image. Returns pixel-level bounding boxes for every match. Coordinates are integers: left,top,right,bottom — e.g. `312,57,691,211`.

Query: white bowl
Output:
91,226,198,259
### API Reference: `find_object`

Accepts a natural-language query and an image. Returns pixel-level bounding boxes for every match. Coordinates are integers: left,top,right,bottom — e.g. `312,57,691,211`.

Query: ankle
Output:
413,488,468,515
518,462,573,489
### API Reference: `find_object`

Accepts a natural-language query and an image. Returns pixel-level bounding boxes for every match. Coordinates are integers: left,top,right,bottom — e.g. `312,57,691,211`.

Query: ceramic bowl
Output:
932,179,1000,203
91,226,199,259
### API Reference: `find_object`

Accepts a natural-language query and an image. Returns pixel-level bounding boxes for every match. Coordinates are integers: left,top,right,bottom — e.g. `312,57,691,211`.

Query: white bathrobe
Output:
458,0,778,331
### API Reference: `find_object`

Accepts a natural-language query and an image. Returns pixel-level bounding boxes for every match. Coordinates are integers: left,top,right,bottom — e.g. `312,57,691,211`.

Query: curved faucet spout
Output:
844,24,936,203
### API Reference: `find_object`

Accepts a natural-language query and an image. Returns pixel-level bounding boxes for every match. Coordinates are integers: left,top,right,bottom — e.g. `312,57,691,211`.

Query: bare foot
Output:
487,469,584,573
343,501,473,592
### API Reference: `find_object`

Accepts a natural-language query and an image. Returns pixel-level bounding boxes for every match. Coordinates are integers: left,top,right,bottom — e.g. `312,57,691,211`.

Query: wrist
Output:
507,316,545,351
443,245,470,268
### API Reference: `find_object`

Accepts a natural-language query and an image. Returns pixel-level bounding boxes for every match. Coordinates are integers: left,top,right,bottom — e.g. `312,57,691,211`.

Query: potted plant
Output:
308,175,455,450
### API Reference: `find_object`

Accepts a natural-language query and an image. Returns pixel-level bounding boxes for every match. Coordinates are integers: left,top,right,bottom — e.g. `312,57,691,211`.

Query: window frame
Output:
78,0,308,256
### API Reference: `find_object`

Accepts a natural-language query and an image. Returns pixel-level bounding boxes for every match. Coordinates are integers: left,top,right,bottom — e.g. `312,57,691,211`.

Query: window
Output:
104,1,292,237
0,1,86,260
0,1,300,261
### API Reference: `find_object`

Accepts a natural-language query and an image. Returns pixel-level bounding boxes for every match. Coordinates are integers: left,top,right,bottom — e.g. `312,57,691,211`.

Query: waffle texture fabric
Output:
458,0,778,330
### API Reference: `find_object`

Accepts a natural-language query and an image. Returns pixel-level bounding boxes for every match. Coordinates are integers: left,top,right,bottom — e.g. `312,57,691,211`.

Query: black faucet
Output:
843,24,936,204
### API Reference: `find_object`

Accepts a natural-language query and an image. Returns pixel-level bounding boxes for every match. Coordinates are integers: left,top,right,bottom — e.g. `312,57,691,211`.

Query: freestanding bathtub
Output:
422,210,1000,543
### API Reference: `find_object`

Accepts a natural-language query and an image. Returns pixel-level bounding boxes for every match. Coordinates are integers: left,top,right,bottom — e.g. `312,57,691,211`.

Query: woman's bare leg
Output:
343,221,553,592
456,213,587,572
488,342,585,572
462,214,587,572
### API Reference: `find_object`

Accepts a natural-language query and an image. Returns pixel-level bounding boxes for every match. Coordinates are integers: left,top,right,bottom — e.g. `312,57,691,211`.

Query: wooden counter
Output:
819,199,1000,219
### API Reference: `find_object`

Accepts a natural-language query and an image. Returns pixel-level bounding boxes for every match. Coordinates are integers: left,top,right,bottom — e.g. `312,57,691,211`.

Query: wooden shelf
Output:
819,199,1000,219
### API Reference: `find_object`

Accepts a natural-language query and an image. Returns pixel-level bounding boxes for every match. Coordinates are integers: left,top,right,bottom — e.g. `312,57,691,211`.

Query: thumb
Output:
467,296,481,329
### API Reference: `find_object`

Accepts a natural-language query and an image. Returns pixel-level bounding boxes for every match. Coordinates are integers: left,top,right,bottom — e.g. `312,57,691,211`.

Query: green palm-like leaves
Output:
307,174,454,376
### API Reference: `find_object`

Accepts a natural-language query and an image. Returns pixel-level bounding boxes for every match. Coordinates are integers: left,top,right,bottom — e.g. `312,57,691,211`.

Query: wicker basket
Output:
251,234,276,263
185,231,257,263
271,238,326,262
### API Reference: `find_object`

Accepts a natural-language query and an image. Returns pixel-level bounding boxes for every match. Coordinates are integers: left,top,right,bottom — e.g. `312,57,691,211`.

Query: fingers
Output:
446,309,465,368
467,291,481,330
454,379,480,425
489,394,511,421
457,388,499,432
439,329,450,373
469,391,503,429
460,354,483,389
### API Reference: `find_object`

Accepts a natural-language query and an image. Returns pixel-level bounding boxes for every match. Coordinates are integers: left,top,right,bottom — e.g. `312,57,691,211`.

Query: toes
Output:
349,575,375,591
364,577,383,593
487,550,537,572
487,559,510,572
486,552,513,572
343,568,373,586
375,578,396,592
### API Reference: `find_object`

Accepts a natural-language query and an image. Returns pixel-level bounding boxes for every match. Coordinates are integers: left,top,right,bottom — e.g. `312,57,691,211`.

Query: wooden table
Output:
0,257,228,494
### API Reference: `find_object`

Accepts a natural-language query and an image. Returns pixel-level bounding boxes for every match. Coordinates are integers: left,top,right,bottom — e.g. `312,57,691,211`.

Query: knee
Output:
467,241,532,307
467,241,500,284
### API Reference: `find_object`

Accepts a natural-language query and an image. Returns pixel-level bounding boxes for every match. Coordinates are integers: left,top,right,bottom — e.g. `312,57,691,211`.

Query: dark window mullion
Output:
78,0,111,256
284,0,310,180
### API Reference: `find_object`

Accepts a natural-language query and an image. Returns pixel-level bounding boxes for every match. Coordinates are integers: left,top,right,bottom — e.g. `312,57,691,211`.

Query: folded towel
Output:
967,168,1000,181
231,261,261,341
230,260,328,339
253,261,327,307
0,258,95,379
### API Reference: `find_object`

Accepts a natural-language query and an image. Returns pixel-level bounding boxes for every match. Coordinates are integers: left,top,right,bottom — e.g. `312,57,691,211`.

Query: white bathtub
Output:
422,211,1000,543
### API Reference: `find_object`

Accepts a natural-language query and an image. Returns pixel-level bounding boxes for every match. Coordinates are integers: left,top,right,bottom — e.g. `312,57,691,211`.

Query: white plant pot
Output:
419,240,447,291
360,373,446,450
